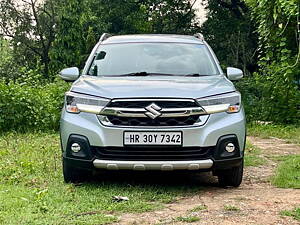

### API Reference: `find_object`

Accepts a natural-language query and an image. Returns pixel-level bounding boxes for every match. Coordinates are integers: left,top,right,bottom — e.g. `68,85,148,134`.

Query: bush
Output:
243,0,300,125
236,77,262,122
0,79,70,132
237,71,300,124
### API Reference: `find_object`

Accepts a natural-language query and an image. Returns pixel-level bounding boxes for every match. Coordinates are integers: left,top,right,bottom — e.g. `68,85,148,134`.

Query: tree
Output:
0,0,57,79
49,0,98,71
90,0,151,34
0,38,18,80
142,0,200,34
200,0,258,74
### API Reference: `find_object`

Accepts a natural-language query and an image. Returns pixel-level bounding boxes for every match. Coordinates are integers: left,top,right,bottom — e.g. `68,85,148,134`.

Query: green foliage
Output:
91,0,151,34
237,74,299,124
235,77,262,122
244,0,300,124
0,78,69,132
0,38,20,81
50,0,105,71
271,155,300,188
144,0,200,34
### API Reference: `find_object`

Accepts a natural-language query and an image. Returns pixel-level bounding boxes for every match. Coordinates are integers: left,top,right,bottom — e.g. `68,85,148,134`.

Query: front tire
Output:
63,158,92,183
217,160,244,187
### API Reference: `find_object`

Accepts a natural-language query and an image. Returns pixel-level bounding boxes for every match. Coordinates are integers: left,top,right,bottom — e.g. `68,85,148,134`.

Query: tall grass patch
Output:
247,123,300,144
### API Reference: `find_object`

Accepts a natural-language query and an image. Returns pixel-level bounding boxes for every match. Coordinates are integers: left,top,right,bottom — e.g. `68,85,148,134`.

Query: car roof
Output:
101,34,204,45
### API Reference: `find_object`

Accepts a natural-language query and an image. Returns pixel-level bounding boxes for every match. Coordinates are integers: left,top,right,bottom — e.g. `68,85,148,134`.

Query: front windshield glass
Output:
88,43,219,76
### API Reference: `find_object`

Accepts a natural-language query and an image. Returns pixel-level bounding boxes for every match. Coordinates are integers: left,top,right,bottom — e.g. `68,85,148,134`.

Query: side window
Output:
88,51,107,76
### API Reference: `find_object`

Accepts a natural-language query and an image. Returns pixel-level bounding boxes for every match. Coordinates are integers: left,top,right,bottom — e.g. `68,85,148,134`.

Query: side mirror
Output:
226,67,243,81
59,67,80,81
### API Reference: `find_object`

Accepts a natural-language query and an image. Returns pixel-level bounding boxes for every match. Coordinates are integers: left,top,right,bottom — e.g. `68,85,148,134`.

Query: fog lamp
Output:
71,143,81,153
225,143,235,153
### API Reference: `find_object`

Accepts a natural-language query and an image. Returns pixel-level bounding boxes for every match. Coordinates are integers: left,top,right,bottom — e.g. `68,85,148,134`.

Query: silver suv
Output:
59,33,246,187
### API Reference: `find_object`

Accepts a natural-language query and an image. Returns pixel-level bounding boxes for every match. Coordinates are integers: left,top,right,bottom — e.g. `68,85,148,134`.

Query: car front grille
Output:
107,115,199,126
101,99,204,127
93,146,214,161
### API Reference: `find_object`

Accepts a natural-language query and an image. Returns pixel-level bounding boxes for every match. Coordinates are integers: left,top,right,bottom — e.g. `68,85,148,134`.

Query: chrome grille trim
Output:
109,98,196,102
100,106,206,118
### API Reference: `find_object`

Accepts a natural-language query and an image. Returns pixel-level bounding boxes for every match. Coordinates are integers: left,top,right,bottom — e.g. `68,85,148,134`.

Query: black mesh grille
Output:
107,115,199,126
106,100,200,127
93,146,214,161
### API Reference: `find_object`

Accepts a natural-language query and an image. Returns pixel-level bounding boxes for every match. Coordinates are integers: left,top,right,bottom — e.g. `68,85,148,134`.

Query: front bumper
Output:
61,133,244,172
60,108,246,172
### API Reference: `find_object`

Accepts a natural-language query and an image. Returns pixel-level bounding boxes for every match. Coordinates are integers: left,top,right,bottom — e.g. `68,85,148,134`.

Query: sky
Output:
194,0,207,24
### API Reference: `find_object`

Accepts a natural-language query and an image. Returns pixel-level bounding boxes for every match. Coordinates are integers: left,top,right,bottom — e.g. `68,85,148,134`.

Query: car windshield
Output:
88,43,219,76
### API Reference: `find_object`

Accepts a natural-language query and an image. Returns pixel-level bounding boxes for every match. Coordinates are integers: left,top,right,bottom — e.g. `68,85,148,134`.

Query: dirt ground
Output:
115,137,300,225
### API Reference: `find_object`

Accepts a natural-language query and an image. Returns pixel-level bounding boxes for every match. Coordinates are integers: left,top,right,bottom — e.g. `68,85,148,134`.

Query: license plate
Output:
124,131,182,146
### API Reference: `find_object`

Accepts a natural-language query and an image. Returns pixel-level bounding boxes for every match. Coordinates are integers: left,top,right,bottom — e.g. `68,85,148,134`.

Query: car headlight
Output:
65,92,110,114
197,92,241,114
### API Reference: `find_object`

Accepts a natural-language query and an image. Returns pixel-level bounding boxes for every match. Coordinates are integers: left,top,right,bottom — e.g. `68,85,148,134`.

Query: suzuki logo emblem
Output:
144,103,162,119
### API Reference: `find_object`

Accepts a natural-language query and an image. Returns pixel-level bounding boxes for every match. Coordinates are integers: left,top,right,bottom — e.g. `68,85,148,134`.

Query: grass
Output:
244,141,266,167
281,207,300,221
176,216,200,223
247,123,300,144
271,155,300,188
224,205,240,211
189,204,207,212
246,122,300,189
0,132,201,225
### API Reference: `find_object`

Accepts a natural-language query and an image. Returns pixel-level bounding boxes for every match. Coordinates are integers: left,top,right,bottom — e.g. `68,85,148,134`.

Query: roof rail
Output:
99,33,112,42
194,33,205,41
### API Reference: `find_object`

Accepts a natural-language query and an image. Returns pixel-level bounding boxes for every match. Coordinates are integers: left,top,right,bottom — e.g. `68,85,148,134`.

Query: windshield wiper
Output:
108,72,175,77
105,72,150,77
124,72,150,76
183,73,210,77
103,72,209,77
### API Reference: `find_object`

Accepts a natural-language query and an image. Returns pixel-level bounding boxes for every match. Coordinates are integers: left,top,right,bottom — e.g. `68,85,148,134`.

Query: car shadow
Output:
87,170,219,189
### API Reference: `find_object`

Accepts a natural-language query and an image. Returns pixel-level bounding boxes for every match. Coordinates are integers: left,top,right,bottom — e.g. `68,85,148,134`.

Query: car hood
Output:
71,75,236,99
